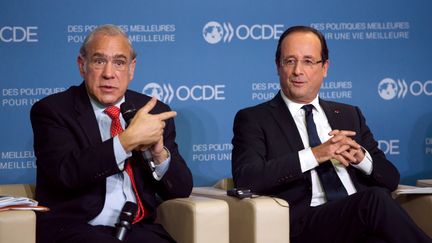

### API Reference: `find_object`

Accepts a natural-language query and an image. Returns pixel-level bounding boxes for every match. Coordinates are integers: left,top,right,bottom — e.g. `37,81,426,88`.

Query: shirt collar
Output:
88,95,126,115
280,91,320,116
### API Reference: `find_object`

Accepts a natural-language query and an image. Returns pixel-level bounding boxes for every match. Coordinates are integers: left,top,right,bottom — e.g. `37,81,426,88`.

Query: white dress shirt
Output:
88,96,170,226
280,92,373,206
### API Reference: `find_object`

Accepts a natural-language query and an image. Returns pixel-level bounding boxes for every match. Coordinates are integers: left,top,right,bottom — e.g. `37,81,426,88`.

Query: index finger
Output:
329,130,356,137
156,111,177,121
140,96,158,114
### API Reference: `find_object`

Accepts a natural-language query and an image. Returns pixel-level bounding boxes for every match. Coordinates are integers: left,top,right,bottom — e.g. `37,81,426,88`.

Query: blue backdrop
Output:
1,0,431,186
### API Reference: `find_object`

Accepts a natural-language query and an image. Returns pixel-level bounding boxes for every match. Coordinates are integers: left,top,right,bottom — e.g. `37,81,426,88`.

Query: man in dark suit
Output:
30,24,193,243
232,26,431,243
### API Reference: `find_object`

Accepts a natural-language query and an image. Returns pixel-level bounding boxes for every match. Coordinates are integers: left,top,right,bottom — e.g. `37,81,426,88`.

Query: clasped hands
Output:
311,130,365,167
119,97,176,164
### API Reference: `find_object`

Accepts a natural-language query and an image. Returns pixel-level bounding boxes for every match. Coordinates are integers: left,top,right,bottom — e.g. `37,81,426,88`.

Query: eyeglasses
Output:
84,55,131,71
280,58,323,68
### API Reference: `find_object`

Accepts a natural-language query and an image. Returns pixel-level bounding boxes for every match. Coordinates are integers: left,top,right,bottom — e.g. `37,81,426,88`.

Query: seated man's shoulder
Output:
323,99,358,111
32,85,79,110
235,100,273,120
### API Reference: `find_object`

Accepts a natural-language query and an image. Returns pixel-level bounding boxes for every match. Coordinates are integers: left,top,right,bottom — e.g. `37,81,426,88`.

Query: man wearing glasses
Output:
31,24,193,243
231,26,431,242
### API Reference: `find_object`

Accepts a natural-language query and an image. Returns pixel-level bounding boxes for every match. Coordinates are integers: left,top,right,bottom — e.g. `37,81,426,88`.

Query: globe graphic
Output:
143,83,163,101
378,78,398,100
203,21,223,44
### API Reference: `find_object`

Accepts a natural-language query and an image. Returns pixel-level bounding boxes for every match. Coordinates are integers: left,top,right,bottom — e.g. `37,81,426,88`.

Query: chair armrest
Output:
0,210,36,243
416,179,432,187
394,185,432,238
193,187,290,243
0,184,36,243
156,196,229,243
0,184,35,198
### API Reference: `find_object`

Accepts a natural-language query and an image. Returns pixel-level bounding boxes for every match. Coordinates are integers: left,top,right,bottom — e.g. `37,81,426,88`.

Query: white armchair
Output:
0,184,230,243
193,178,432,243
193,179,290,243
394,180,432,238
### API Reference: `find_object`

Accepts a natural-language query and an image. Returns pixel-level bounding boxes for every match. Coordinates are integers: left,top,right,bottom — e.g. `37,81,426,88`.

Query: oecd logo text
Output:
203,21,284,44
143,82,226,103
0,26,38,42
378,78,432,100
378,139,400,155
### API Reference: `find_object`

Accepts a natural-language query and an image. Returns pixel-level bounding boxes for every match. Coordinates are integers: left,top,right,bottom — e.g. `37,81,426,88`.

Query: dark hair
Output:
275,26,328,66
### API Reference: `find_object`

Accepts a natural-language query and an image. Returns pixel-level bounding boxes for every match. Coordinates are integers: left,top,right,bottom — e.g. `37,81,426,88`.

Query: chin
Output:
97,97,119,106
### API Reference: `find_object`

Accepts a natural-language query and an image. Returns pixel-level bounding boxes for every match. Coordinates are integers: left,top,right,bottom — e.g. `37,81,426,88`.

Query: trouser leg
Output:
292,187,432,243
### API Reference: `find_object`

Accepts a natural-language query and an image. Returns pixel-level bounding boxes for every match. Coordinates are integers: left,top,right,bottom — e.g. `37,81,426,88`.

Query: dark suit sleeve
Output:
352,106,400,191
232,108,305,194
157,109,193,199
145,101,193,200
31,99,121,190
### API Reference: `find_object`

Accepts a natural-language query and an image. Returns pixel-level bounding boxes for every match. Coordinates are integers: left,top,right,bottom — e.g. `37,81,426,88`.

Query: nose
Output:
292,61,303,76
102,61,115,79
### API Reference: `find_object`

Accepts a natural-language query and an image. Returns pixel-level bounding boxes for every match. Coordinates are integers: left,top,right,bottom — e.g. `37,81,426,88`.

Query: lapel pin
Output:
334,109,340,114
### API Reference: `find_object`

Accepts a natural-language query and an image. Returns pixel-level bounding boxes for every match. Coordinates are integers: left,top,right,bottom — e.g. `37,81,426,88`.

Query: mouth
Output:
99,85,118,93
290,79,306,87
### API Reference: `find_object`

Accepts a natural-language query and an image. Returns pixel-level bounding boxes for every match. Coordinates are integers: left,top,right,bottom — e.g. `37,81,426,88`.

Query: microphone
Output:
120,102,157,176
115,201,137,241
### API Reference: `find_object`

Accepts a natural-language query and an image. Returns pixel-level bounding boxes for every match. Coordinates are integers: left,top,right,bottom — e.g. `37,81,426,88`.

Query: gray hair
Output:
79,24,137,60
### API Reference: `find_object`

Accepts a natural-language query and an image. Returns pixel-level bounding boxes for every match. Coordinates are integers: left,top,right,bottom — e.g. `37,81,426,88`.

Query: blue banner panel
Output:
1,0,431,186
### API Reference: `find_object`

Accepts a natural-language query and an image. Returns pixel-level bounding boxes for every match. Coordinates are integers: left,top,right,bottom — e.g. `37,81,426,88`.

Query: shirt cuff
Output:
351,147,373,175
299,148,319,173
113,135,131,171
153,147,171,180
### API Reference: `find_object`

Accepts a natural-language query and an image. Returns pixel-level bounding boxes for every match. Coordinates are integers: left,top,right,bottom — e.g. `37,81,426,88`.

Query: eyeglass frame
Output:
80,53,134,71
279,58,324,68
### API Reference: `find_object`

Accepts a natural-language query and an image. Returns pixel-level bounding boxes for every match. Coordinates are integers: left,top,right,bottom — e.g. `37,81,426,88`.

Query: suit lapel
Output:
269,92,312,183
269,92,305,152
319,99,344,130
74,82,102,146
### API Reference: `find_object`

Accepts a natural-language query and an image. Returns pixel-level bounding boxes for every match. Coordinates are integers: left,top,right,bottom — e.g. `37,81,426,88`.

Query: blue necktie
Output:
302,104,348,202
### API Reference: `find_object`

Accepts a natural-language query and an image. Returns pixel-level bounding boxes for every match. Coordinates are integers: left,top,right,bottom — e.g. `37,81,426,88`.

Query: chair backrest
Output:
0,184,35,199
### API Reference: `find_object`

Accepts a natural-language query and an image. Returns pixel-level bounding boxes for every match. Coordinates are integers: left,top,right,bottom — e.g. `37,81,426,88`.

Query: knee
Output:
360,187,393,207
356,187,396,228
366,187,391,197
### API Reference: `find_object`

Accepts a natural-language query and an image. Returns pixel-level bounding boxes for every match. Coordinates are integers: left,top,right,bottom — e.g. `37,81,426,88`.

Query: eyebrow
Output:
91,52,128,60
282,55,317,59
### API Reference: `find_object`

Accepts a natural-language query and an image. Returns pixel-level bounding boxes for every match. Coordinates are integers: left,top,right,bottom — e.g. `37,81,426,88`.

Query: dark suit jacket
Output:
30,82,193,242
232,92,400,234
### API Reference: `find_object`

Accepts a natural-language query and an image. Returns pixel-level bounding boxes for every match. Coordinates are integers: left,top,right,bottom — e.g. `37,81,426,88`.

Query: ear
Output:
77,55,86,77
128,59,137,81
322,60,329,78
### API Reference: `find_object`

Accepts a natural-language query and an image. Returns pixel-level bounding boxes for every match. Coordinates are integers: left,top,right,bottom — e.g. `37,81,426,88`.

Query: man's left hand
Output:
150,138,169,164
330,130,365,165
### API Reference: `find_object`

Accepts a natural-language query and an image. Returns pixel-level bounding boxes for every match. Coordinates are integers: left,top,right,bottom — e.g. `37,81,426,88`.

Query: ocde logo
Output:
378,78,432,100
0,26,38,42
142,82,226,103
203,21,284,44
142,82,174,104
378,139,400,155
